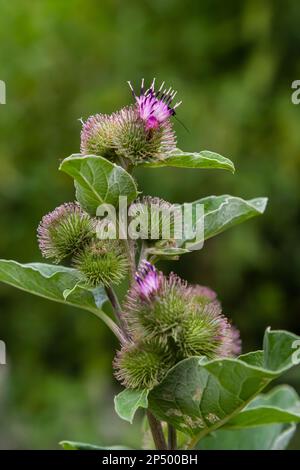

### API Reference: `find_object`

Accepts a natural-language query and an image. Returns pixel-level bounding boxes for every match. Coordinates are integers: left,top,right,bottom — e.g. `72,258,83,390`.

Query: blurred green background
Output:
0,0,300,449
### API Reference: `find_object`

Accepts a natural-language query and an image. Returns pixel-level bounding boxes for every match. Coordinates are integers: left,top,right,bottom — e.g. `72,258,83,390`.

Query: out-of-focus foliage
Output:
0,0,299,449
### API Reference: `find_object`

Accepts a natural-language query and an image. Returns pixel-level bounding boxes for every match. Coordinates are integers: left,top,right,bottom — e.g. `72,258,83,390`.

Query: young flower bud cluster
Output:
80,79,180,165
114,261,241,390
129,196,180,241
37,203,128,286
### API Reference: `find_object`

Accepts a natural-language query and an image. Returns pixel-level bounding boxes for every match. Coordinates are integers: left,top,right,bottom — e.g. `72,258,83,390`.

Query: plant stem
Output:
124,238,136,284
167,424,177,450
147,411,167,450
104,285,122,326
138,240,149,266
104,286,129,341
91,308,125,344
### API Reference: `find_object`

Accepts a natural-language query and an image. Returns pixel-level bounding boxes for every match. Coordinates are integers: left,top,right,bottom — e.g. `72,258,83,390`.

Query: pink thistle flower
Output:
133,260,163,301
128,78,182,130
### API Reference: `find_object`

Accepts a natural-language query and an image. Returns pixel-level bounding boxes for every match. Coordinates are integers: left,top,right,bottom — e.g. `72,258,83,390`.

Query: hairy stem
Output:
147,411,167,450
167,424,177,450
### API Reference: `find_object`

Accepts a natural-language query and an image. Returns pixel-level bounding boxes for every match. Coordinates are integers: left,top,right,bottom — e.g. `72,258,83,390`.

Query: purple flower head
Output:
128,78,182,130
134,260,162,301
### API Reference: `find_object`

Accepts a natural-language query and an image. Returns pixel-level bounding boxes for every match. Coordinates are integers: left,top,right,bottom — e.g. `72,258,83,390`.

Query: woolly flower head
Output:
73,239,128,287
80,79,179,164
124,261,240,360
37,202,95,263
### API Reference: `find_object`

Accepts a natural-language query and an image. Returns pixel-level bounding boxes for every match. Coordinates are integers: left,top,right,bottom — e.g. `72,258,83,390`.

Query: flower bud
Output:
124,261,241,359
80,113,119,159
125,261,189,344
190,285,241,357
129,196,180,241
114,340,172,390
176,303,231,359
113,106,176,164
73,240,128,287
37,202,95,263
189,284,218,304
219,325,242,357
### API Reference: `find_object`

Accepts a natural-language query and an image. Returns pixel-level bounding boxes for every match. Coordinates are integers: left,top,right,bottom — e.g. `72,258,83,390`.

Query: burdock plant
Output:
1,79,300,451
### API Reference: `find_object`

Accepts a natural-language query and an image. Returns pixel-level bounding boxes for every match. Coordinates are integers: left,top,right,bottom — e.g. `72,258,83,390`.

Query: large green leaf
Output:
197,424,296,450
180,195,268,250
148,329,300,447
60,154,138,214
226,385,300,429
198,386,299,449
60,441,131,450
114,389,149,424
144,150,235,173
0,260,120,336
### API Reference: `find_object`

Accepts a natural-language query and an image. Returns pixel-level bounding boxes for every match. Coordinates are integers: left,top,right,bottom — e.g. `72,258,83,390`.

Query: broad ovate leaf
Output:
60,441,131,450
114,389,149,424
147,247,189,258
148,329,300,446
0,260,121,336
59,154,138,214
197,424,296,450
198,386,300,449
144,150,235,173
180,195,268,250
225,385,300,429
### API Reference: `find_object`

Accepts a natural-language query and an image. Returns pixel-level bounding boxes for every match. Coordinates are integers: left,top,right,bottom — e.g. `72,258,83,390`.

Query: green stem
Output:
91,308,125,344
124,238,136,284
105,285,129,339
138,240,149,266
167,424,177,450
147,411,167,450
